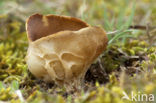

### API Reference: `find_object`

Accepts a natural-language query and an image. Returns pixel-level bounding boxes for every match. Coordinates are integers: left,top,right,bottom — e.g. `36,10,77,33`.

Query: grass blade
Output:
108,30,133,44
103,7,112,31
124,2,136,29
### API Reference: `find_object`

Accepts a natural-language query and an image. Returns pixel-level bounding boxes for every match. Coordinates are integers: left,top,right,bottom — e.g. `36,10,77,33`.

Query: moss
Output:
0,17,156,103
0,0,156,102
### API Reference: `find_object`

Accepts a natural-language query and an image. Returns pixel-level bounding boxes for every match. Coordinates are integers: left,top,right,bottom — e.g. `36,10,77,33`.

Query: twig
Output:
97,58,107,76
106,30,119,35
106,25,156,35
129,25,156,30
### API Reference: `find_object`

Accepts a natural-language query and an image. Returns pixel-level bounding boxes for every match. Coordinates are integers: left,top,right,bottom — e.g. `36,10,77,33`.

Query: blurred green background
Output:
0,0,156,103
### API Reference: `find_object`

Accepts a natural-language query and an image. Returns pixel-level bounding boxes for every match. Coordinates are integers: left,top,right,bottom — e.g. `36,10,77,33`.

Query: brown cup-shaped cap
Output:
26,14,108,89
26,14,89,41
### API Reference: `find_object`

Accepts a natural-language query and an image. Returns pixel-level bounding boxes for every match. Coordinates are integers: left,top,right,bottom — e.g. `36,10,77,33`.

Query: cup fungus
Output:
26,14,108,91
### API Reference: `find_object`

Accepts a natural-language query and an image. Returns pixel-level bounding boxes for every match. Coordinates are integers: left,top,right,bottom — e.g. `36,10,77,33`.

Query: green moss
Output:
0,0,156,103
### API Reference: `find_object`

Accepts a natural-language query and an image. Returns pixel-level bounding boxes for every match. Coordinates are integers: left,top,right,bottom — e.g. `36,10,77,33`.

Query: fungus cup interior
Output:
26,14,89,41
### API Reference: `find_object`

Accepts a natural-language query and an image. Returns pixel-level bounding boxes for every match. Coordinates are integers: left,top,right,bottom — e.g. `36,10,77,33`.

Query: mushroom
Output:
25,14,108,91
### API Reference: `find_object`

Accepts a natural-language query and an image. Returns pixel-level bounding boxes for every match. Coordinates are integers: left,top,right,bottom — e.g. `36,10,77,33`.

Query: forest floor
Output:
0,0,156,103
